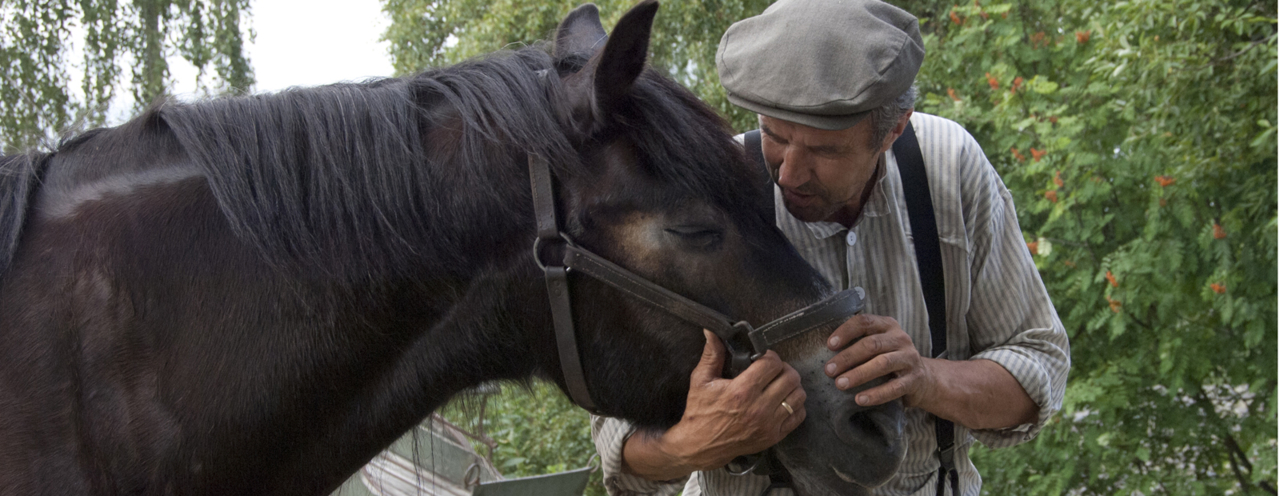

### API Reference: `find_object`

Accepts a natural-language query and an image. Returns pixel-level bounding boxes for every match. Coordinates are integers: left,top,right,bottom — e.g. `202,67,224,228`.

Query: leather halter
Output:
528,153,864,414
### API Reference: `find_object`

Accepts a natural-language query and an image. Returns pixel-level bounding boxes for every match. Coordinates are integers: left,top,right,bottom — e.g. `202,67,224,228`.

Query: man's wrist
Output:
905,356,942,411
907,358,1039,430
621,428,696,481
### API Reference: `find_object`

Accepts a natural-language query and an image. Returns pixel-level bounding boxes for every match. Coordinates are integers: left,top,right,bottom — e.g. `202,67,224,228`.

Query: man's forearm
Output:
913,358,1038,430
621,430,696,481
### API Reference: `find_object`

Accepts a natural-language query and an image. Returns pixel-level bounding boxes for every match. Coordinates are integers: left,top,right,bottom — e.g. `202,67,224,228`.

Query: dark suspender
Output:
892,123,958,496
746,124,957,495
744,129,772,217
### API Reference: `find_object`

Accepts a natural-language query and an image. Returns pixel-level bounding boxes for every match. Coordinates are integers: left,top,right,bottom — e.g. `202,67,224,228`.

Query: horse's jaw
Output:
772,333,908,495
772,400,906,496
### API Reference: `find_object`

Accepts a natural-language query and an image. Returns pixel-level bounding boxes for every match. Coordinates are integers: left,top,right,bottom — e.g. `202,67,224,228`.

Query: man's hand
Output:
621,330,806,480
824,314,1041,430
824,314,936,408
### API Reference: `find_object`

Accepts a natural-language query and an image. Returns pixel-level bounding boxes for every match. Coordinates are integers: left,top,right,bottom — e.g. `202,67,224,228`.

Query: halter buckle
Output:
722,320,760,378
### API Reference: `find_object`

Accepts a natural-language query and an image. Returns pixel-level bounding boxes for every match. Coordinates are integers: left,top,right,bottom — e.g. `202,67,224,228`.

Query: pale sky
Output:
242,0,395,92
114,0,395,121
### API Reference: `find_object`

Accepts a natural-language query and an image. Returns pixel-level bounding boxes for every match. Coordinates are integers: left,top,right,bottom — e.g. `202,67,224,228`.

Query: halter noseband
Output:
528,153,864,414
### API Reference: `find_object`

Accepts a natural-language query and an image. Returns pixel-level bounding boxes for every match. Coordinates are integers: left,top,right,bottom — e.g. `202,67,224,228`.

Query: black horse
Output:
0,3,904,495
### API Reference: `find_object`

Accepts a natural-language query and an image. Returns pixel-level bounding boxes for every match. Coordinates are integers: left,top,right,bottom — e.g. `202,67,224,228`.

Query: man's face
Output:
760,115,887,225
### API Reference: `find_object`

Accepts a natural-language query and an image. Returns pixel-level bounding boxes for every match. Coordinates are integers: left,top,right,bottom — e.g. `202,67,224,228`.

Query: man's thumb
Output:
692,329,725,383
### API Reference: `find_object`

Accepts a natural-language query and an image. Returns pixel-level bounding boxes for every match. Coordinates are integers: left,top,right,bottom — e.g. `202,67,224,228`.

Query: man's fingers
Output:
733,350,786,391
780,385,806,417
851,374,915,406
778,388,808,438
691,329,726,385
825,328,914,378
827,314,899,350
835,350,914,391
760,362,802,402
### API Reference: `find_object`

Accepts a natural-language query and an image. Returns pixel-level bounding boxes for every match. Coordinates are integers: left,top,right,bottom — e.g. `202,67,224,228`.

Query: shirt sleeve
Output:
956,132,1071,448
591,415,688,496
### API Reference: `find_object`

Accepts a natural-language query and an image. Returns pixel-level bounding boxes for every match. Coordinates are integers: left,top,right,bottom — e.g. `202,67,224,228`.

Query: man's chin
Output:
783,201,835,223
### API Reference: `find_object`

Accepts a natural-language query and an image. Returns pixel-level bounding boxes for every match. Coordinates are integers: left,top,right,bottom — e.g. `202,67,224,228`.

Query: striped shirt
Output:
592,112,1070,496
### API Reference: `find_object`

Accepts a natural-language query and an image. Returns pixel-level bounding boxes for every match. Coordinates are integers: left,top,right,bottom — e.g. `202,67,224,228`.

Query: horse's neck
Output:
12,145,551,494
252,262,551,493
9,112,558,492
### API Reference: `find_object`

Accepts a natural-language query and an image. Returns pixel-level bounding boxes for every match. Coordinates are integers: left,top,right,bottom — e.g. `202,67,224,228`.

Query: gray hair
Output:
869,85,917,147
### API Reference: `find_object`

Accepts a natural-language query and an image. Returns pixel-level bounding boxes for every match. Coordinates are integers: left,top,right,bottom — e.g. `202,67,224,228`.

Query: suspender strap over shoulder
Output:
893,123,946,361
744,129,774,220
892,123,958,496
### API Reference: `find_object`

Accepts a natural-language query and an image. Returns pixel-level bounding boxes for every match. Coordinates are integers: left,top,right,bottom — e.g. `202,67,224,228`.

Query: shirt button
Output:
845,231,858,246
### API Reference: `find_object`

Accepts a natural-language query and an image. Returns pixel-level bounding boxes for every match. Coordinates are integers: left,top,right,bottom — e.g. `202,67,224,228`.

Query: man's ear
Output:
880,109,914,153
554,4,608,61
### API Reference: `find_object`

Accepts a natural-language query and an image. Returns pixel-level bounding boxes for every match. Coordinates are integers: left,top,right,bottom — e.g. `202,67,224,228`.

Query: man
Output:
591,0,1070,495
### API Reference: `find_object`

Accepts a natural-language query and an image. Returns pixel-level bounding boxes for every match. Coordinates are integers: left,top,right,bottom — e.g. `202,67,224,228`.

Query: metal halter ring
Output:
532,232,576,271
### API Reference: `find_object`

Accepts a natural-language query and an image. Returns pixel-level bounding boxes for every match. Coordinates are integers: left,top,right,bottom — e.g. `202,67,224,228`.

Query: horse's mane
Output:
154,48,578,278
24,44,753,280
0,152,50,278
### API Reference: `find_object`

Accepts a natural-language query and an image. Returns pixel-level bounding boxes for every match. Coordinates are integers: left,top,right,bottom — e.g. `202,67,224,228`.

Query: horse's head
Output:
541,2,906,493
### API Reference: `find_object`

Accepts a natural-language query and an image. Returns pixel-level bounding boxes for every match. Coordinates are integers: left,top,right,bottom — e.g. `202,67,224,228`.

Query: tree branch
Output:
1196,385,1277,495
1225,433,1256,494
1214,34,1276,65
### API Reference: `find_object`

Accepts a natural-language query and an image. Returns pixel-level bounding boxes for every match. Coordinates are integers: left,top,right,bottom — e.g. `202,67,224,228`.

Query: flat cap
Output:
716,0,925,130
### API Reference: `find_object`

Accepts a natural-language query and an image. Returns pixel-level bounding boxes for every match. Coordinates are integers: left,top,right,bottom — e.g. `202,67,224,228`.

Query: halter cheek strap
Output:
529,154,598,413
528,153,864,415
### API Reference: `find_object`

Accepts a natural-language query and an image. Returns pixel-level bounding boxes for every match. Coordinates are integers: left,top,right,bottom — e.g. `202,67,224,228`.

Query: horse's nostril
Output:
848,411,881,440
814,404,907,488
835,404,905,459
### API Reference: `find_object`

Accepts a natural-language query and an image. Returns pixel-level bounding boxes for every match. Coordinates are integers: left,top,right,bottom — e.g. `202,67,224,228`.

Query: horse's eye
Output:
664,226,723,249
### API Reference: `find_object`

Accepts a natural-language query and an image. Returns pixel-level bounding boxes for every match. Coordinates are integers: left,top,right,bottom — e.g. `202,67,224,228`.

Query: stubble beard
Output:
779,181,849,223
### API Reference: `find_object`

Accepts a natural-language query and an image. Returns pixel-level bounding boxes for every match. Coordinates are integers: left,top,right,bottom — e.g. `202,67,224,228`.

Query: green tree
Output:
916,0,1277,493
387,0,1277,493
381,0,771,128
0,0,253,153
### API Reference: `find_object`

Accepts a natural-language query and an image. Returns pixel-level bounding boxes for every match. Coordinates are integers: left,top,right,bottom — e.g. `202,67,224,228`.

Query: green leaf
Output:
1031,78,1060,94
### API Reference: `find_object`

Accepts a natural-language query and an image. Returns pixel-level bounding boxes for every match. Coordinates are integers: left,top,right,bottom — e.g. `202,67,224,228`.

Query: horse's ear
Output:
555,4,608,61
593,0,657,109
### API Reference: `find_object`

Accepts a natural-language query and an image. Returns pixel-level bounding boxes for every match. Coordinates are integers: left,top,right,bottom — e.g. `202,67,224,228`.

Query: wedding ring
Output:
780,400,794,415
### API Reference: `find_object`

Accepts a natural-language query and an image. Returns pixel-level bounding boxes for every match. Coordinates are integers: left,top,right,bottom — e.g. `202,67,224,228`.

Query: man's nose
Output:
776,148,809,189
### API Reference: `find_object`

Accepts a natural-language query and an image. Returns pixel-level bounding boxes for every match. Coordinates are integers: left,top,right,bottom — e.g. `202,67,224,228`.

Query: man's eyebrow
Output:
809,143,849,155
761,123,850,155
760,124,784,143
